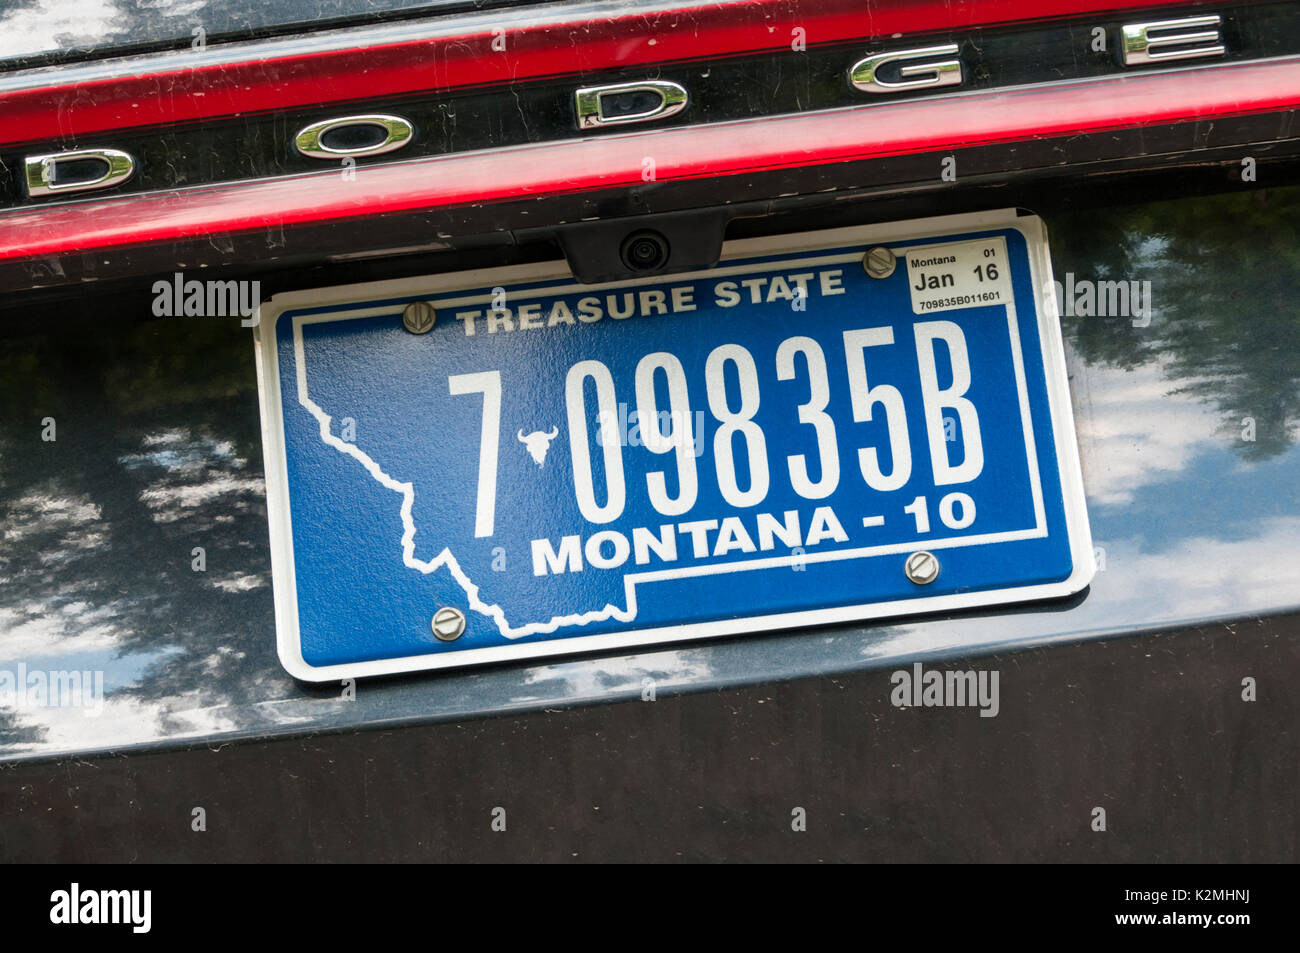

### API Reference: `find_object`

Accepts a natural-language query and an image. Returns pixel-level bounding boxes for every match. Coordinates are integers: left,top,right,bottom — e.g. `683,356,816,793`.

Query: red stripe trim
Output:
0,0,1223,146
3,59,1295,263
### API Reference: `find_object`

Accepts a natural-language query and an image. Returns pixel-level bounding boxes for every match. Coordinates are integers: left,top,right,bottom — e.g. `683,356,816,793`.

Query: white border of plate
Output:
255,208,1095,681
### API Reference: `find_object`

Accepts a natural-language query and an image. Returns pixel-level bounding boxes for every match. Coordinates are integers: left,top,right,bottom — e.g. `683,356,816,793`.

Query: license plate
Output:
255,210,1093,680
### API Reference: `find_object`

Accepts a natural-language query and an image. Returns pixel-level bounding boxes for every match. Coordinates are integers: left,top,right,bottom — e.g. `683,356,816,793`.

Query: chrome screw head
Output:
904,551,940,585
863,246,896,279
402,301,436,334
431,606,466,641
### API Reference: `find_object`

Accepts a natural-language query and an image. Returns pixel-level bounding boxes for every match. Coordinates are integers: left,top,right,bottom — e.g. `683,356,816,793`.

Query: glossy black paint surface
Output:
1,616,1294,862
2,177,1298,761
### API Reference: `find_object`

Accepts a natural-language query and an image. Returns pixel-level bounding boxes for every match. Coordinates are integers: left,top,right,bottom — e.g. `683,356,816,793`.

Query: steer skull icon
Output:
517,427,560,467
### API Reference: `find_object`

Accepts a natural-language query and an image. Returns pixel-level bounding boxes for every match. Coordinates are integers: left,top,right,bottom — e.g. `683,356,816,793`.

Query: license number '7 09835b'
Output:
254,209,1094,680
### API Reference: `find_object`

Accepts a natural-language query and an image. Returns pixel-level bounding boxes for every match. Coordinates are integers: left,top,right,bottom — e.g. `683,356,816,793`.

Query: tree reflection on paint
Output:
0,310,284,751
1052,186,1300,461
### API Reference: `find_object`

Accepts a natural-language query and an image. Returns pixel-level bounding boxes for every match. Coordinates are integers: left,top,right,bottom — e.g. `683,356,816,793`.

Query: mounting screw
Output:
863,246,896,279
904,551,940,585
403,301,436,334
431,606,466,641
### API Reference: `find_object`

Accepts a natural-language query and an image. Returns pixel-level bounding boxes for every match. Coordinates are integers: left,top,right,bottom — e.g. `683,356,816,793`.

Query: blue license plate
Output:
255,210,1093,680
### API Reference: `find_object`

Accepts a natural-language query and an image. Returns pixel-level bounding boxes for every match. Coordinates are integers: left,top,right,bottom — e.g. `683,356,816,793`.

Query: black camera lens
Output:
620,230,670,273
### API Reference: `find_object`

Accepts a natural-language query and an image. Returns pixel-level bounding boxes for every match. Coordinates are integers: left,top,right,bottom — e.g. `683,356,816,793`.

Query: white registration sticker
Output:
905,237,1013,314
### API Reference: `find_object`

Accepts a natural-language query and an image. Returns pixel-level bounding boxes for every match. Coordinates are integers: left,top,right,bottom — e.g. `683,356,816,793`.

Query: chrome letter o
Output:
293,114,415,159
